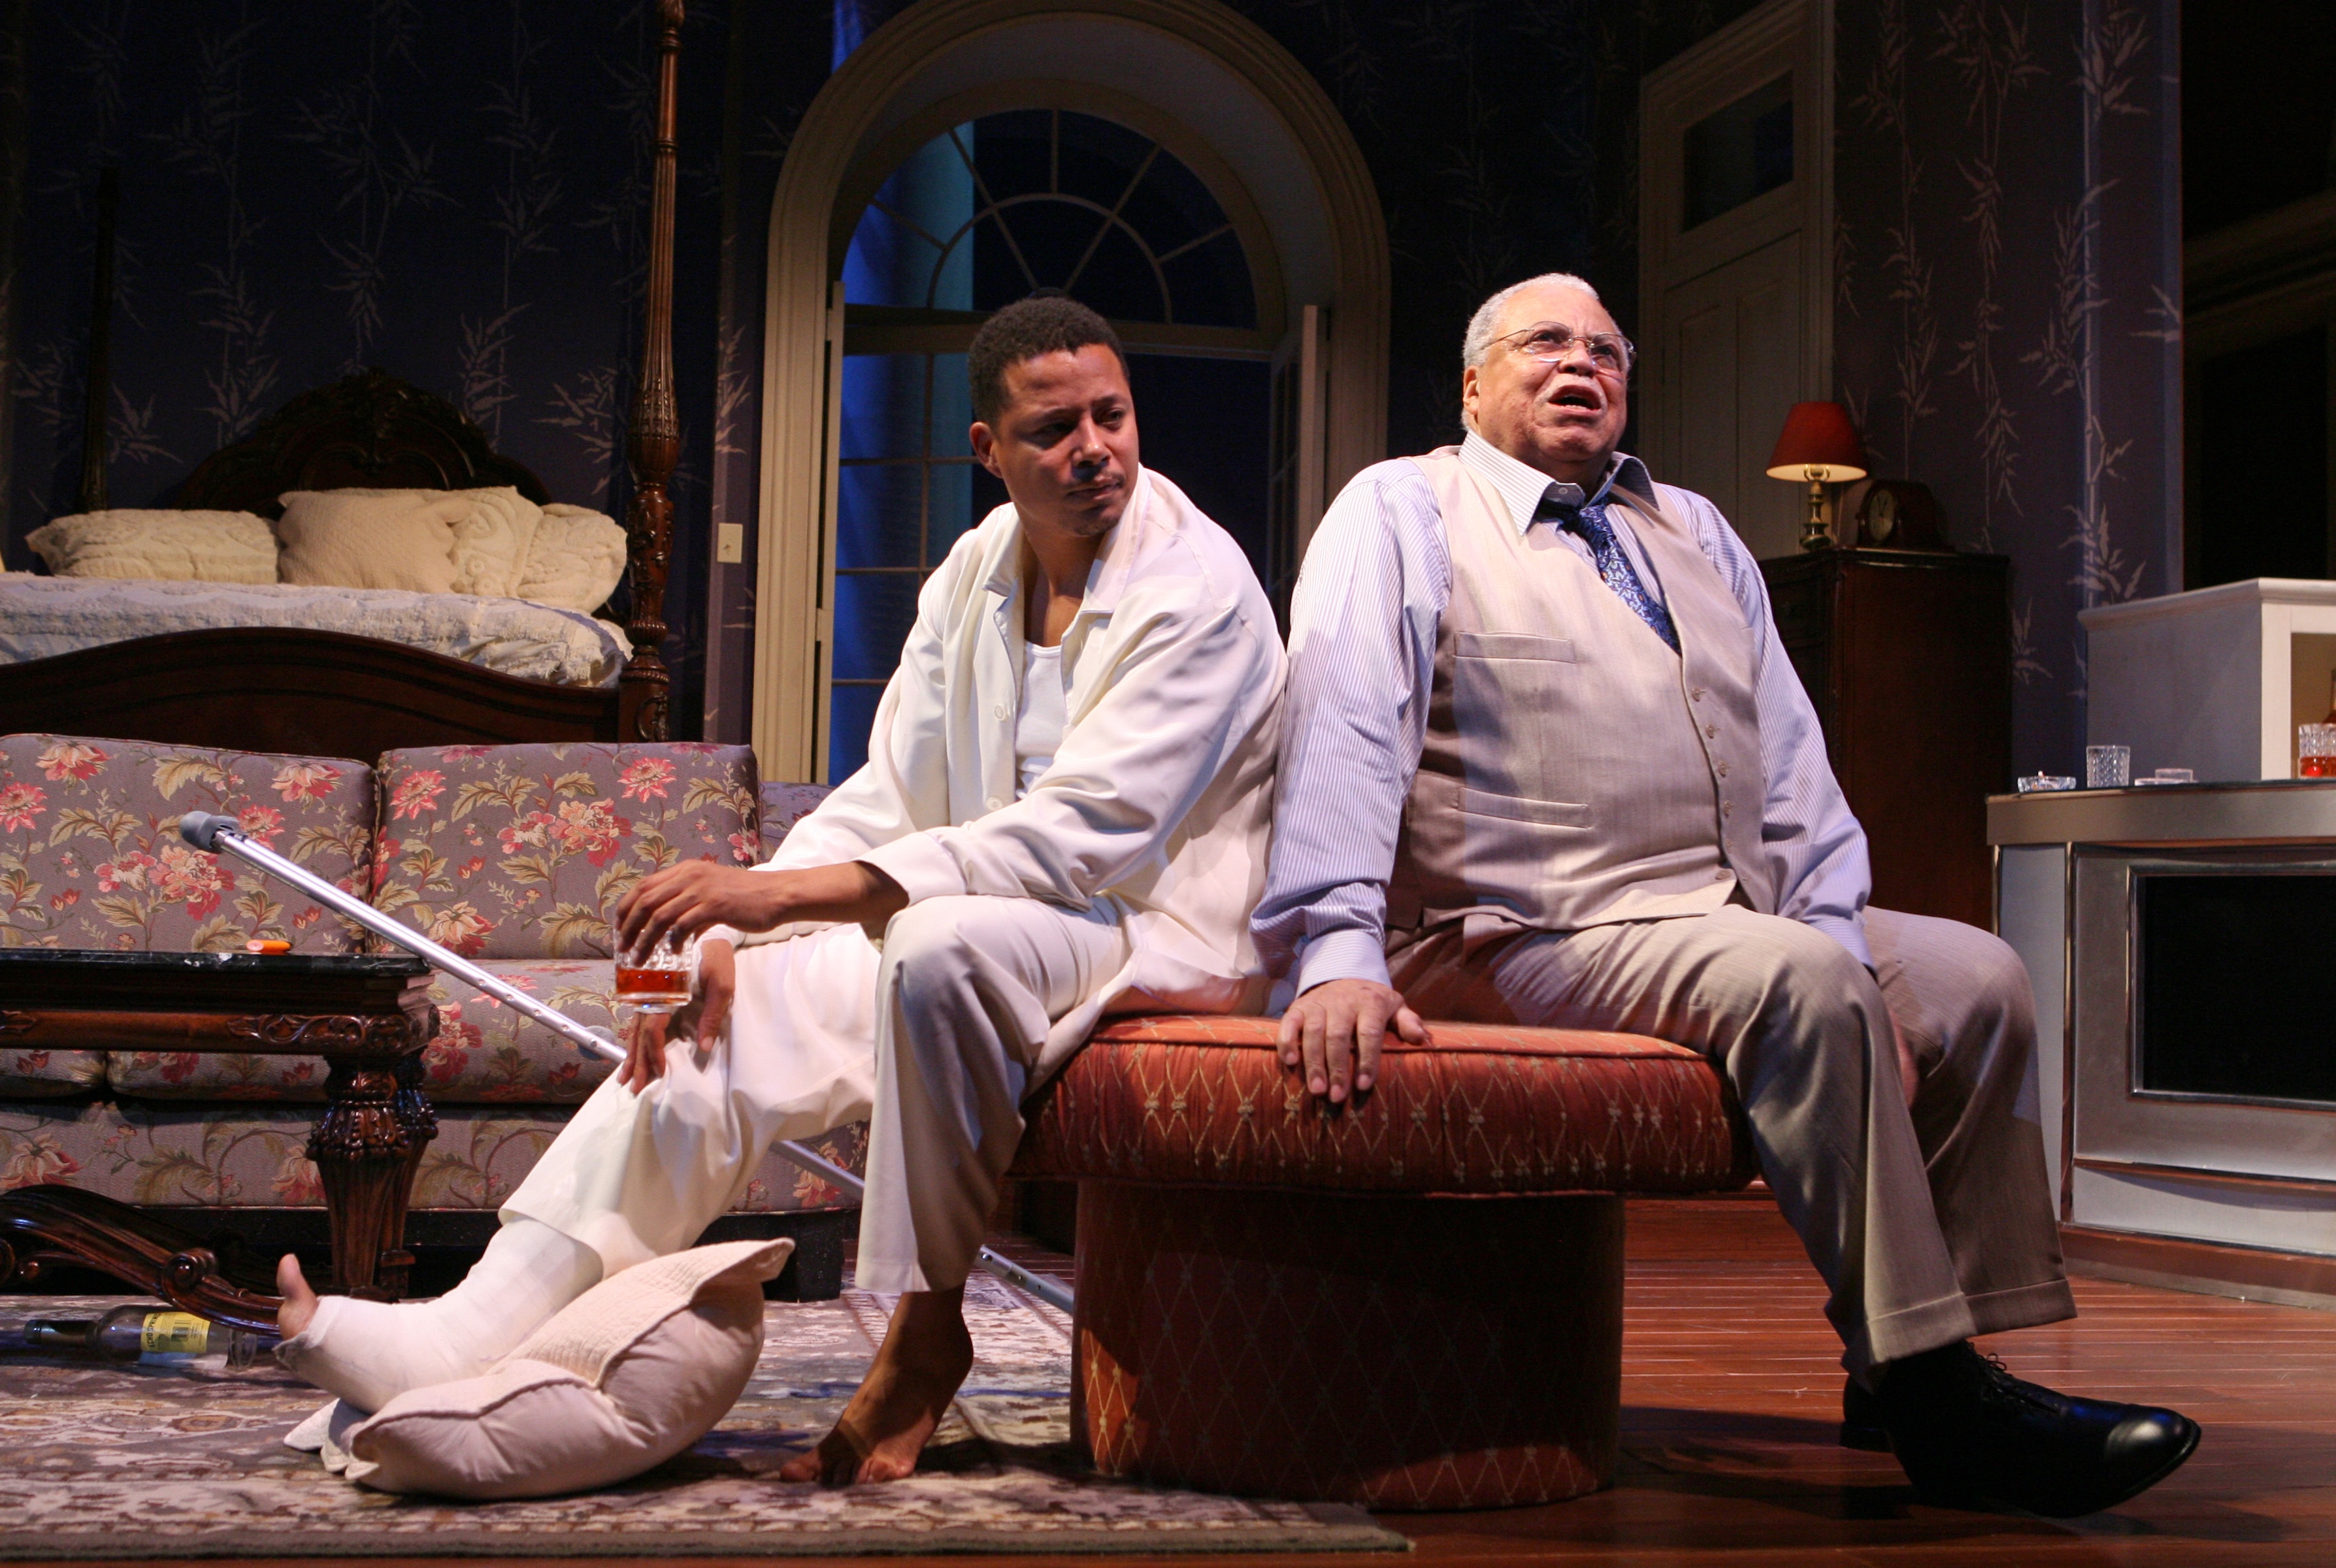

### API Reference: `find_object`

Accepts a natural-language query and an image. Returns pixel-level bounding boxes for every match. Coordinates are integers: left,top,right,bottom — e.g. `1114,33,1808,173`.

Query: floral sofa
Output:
0,732,851,1295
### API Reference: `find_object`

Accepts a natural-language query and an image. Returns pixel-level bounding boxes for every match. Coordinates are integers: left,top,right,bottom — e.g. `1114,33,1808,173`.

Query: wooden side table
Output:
0,949,436,1331
1760,547,2013,929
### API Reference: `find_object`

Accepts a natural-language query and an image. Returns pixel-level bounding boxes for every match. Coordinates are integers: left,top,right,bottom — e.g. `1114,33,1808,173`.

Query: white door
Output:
1667,235,1805,560
1640,0,1833,558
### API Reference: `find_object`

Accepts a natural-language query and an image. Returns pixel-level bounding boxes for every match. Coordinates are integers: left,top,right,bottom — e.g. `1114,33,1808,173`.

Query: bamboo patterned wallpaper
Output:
0,0,2182,779
1834,0,2181,775
0,0,729,733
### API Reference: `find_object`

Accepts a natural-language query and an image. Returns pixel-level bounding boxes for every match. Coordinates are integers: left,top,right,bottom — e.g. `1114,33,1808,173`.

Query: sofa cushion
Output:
757,781,832,862
419,959,619,1103
1012,1015,1754,1195
102,958,620,1107
0,1047,107,1100
371,743,759,961
0,734,374,954
0,1102,866,1213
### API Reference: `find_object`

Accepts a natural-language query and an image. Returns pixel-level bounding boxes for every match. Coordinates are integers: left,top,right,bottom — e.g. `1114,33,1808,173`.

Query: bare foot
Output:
780,1287,972,1485
275,1254,319,1339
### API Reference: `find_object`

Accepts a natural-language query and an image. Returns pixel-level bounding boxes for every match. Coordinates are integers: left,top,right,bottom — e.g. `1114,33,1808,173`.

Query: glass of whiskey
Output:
616,930,700,1013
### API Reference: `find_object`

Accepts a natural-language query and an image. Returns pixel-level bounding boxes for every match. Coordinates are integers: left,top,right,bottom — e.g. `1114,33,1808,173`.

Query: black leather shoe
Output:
1840,1377,1890,1450
1875,1343,2200,1517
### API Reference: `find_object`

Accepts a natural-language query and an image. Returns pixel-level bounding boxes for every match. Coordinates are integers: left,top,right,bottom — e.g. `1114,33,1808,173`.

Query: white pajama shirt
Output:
503,467,1285,1290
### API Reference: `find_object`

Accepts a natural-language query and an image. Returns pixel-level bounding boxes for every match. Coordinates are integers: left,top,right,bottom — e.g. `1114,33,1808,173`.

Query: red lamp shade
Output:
1765,401,1868,481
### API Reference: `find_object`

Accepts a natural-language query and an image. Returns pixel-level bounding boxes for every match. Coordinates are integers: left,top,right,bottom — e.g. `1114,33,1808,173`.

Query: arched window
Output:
827,110,1275,779
749,0,1389,785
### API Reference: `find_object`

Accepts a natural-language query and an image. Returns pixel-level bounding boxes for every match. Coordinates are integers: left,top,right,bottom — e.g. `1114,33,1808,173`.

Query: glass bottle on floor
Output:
25,1305,274,1369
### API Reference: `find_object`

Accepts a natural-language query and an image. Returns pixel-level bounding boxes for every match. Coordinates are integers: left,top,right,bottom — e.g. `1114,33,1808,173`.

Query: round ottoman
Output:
1010,1015,1754,1511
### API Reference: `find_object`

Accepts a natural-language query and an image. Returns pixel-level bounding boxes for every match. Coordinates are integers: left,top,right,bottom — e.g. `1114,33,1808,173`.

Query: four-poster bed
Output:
0,1,688,758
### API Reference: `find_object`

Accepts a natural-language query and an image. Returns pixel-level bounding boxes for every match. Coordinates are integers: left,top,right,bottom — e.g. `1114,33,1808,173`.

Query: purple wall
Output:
1,0,729,735
0,1,2181,775
1834,0,2182,776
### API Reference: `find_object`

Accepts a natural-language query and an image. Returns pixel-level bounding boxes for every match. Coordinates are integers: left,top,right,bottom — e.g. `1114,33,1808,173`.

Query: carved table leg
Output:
312,1054,435,1300
233,1006,437,1302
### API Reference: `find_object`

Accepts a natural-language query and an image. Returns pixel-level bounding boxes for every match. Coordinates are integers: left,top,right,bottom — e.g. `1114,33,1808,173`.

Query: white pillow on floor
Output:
338,1237,791,1499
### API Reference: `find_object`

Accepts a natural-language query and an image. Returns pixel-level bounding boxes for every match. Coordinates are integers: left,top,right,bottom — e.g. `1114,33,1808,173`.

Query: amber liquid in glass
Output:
2305,673,2336,777
615,966,692,1004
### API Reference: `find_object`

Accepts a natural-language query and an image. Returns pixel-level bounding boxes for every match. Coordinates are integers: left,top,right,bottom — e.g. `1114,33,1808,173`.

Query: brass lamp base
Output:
1798,471,1832,551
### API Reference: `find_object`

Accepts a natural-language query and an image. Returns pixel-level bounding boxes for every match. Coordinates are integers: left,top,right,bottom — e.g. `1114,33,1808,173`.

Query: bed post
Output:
620,0,685,743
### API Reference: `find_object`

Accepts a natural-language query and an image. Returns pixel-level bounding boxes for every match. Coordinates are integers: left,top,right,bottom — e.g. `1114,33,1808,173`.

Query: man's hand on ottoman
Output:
1280,978,1428,1105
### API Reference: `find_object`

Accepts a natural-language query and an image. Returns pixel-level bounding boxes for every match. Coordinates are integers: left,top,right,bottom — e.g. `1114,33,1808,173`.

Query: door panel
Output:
1662,233,1803,561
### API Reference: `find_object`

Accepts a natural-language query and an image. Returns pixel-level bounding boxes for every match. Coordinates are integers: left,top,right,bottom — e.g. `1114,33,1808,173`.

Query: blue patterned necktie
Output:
1543,497,1679,653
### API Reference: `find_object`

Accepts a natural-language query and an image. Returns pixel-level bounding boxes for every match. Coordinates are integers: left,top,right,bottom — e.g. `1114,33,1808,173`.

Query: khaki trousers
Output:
502,894,1128,1294
1388,905,2074,1377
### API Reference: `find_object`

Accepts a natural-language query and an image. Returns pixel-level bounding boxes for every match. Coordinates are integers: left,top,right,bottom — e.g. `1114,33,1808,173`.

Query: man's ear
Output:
1459,365,1481,431
970,420,1002,478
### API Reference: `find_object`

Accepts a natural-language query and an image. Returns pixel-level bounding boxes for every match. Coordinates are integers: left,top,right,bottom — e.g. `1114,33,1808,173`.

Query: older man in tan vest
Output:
1253,272,2198,1518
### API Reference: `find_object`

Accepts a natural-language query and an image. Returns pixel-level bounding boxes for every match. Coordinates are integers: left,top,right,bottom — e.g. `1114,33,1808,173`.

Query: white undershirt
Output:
1015,642,1067,799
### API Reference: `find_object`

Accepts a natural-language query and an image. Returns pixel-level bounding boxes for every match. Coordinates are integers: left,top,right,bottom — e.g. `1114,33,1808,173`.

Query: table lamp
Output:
1766,401,1868,551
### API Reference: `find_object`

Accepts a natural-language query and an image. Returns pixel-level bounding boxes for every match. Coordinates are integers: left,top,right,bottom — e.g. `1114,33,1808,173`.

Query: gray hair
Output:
1461,272,1603,370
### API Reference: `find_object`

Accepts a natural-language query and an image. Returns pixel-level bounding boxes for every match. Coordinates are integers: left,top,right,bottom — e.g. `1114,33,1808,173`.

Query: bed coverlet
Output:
0,575,631,688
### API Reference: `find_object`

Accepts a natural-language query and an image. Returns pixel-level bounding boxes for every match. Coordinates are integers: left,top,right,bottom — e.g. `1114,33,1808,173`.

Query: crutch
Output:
178,811,1074,1313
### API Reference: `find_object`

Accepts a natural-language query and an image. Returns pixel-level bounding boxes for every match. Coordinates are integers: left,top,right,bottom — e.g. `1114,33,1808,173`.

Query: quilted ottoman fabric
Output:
1013,1014,1754,1194
1013,1014,1753,1511
1074,1183,1623,1509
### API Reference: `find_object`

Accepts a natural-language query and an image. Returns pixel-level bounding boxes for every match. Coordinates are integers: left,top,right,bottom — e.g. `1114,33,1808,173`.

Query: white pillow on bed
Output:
515,503,629,612
271,487,542,597
25,509,278,582
277,489,469,594
446,487,544,598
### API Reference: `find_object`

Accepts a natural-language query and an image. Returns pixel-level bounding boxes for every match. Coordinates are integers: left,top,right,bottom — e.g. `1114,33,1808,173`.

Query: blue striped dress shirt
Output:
1252,431,1875,1000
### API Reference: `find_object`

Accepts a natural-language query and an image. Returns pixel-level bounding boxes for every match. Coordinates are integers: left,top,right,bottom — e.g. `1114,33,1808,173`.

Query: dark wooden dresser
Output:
1759,548,2012,929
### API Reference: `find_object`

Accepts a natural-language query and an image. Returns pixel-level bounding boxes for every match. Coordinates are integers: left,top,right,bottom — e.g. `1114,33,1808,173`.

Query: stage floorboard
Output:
71,1196,2336,1567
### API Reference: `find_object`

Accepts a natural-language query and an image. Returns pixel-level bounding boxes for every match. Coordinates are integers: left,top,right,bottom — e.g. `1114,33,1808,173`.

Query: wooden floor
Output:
70,1197,2336,1567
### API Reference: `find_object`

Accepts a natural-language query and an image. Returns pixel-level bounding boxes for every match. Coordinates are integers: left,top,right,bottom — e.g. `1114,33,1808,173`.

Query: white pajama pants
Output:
502,894,1130,1292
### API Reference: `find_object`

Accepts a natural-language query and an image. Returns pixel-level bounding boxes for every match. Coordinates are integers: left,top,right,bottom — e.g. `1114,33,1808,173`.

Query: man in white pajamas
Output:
275,295,1286,1486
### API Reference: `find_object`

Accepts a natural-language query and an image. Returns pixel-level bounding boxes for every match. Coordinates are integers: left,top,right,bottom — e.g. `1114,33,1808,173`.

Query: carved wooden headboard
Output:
175,369,551,519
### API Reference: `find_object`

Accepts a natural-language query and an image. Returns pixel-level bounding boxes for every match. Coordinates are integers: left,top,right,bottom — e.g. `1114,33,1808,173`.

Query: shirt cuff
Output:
1291,926,1393,998
1803,912,1874,972
856,831,967,906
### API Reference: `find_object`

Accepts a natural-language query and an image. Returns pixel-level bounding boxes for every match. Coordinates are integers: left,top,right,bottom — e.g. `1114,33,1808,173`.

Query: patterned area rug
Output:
0,1279,1404,1557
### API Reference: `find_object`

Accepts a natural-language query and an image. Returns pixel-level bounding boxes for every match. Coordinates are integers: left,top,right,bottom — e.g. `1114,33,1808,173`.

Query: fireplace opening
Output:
2137,872,2336,1105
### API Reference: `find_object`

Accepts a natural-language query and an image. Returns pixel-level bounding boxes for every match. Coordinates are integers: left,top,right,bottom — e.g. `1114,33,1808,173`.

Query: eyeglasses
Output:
1493,324,1634,375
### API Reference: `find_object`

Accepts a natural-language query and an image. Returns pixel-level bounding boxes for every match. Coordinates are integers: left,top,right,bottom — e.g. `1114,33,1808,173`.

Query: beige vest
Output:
1387,448,1775,936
